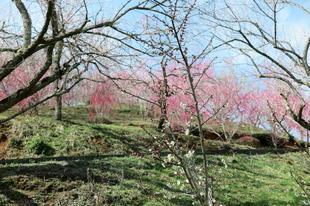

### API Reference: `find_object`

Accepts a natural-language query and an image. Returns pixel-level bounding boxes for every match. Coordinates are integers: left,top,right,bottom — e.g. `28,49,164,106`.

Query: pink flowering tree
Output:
0,57,51,114
208,0,310,135
88,79,118,122
203,74,246,142
262,81,310,143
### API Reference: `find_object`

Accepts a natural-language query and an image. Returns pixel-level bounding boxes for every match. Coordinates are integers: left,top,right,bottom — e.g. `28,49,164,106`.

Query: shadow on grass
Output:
0,162,119,184
0,154,125,165
0,155,120,205
228,164,287,180
0,154,183,205
0,153,302,206
0,180,38,206
230,199,297,206
90,125,149,155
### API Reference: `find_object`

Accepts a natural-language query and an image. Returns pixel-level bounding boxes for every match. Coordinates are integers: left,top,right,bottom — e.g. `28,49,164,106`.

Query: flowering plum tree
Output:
88,80,118,122
205,74,247,142
0,56,50,114
262,81,310,142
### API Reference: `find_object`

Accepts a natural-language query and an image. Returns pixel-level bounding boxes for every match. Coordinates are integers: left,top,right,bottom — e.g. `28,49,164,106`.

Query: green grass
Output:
0,107,309,205
210,153,309,205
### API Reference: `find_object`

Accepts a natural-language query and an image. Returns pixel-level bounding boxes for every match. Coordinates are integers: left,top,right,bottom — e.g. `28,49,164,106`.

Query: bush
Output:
26,137,55,156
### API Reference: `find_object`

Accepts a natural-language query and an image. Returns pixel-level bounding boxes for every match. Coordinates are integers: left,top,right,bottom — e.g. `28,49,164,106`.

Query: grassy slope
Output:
0,106,309,206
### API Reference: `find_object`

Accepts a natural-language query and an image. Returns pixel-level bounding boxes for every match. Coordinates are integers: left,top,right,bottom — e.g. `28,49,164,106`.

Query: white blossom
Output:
221,158,228,168
185,150,195,158
164,121,171,128
168,141,175,147
166,154,173,163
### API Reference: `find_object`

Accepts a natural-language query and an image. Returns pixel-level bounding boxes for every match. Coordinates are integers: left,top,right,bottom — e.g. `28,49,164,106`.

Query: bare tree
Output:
0,0,165,121
205,0,310,131
50,1,64,120
205,0,309,201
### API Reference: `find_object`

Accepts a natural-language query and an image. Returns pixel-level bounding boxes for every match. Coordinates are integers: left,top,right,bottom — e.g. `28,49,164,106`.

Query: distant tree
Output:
88,80,118,122
207,74,246,142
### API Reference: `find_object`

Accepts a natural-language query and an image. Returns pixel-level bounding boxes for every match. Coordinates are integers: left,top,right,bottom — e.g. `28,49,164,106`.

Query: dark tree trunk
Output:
158,108,167,130
157,61,169,130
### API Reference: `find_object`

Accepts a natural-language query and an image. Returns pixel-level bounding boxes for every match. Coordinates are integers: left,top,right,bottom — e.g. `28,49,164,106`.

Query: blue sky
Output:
1,0,308,46
205,0,310,84
0,0,308,82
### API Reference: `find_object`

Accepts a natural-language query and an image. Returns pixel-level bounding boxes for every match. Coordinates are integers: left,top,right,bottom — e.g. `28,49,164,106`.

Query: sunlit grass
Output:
0,106,308,205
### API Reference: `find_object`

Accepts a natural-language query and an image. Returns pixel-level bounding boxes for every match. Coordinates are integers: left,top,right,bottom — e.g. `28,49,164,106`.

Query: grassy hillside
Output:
0,107,309,206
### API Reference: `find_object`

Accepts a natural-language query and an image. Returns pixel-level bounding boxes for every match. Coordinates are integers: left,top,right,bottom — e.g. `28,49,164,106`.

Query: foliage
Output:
26,136,55,156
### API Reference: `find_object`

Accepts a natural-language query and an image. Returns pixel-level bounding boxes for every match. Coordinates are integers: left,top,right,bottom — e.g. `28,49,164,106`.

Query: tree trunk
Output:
157,62,169,130
158,109,167,130
54,94,62,121
306,131,309,149
51,4,63,121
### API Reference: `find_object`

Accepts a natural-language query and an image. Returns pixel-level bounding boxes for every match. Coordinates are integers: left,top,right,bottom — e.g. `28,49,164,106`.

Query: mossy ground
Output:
0,106,308,205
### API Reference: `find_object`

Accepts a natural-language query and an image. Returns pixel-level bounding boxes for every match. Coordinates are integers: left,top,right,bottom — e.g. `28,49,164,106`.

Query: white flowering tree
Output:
141,0,224,205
